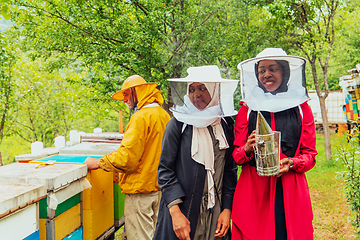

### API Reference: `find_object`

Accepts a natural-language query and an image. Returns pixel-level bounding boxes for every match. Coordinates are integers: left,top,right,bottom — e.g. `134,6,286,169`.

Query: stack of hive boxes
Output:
0,182,47,239
11,131,125,239
340,65,360,122
30,153,120,239
0,163,87,240
82,166,115,239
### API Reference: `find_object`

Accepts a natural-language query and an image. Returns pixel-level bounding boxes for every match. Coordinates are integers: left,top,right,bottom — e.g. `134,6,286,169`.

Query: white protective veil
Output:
238,48,309,112
169,65,239,126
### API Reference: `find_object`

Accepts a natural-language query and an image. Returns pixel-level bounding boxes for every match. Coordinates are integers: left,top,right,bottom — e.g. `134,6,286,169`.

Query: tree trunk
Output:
318,95,332,161
163,86,173,117
0,152,3,166
310,56,331,161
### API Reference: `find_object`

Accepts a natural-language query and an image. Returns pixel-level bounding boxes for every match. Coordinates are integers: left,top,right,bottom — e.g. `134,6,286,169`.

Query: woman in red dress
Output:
231,48,318,240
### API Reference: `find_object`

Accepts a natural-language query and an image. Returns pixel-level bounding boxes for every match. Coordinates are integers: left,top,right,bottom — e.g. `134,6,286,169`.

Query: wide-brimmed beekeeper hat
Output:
112,75,158,101
238,48,307,70
237,48,309,112
168,65,236,83
168,65,239,117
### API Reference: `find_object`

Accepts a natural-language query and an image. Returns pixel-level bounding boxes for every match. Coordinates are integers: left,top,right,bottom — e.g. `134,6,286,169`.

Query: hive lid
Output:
0,182,46,217
31,154,102,164
59,142,120,155
15,148,59,161
0,163,87,191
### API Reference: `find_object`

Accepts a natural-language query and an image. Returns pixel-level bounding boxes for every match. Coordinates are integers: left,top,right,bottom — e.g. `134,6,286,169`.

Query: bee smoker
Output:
254,112,281,176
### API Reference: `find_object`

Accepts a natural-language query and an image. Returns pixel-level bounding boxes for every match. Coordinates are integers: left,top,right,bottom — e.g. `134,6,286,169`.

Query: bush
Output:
333,127,360,233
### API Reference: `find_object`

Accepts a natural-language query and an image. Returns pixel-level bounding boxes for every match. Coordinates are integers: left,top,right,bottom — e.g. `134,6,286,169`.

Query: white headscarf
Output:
172,82,229,209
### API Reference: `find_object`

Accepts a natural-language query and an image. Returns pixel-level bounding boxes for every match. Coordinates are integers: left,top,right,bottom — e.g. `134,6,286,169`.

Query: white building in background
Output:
307,90,346,125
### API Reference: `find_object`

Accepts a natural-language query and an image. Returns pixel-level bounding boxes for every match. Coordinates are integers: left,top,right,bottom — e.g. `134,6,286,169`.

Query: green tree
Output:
11,53,109,147
0,0,13,20
12,0,241,110
331,0,360,77
217,0,287,109
264,0,344,161
0,36,16,165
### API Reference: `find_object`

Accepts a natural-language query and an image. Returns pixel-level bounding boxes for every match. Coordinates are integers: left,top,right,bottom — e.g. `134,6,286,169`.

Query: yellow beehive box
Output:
347,112,351,120
355,88,360,99
39,203,81,240
83,197,114,239
83,169,114,240
39,219,46,239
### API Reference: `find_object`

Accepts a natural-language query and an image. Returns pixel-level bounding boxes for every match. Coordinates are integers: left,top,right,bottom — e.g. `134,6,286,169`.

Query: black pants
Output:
275,177,287,240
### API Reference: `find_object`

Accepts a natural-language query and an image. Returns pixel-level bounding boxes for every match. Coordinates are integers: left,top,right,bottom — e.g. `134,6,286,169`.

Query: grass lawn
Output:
307,133,357,239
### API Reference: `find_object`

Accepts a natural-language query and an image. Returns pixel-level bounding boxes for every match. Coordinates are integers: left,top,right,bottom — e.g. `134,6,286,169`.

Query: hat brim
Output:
238,55,306,71
167,77,237,83
112,82,158,100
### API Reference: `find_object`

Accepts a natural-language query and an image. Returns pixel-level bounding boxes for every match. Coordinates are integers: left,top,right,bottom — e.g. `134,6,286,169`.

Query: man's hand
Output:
84,157,100,170
214,209,231,237
169,205,191,240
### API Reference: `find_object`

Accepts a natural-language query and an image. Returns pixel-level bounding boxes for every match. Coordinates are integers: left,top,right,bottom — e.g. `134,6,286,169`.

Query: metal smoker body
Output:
254,112,281,176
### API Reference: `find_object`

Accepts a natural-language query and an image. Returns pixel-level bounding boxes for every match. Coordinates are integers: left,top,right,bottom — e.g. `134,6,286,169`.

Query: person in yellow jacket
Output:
85,75,171,240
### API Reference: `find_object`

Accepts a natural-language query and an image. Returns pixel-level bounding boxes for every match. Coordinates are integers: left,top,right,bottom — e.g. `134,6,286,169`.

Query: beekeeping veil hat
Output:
168,65,238,127
238,48,309,112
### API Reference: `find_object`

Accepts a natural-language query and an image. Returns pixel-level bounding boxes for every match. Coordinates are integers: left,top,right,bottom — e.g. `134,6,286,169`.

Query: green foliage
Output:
0,0,13,20
8,0,359,96
333,127,360,233
1,0,358,164
333,1,360,74
0,134,29,164
264,0,342,91
0,35,17,144
263,0,346,161
12,0,240,101
10,52,116,147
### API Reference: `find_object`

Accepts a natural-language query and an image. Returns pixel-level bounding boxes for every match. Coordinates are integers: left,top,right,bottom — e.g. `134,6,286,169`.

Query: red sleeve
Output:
291,102,318,172
232,104,253,165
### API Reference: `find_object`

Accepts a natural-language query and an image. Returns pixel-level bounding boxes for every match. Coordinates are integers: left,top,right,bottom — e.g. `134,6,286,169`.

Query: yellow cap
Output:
112,75,158,100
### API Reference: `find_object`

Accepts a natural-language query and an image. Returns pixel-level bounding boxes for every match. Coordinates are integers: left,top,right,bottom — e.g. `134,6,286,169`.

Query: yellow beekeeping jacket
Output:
100,83,170,194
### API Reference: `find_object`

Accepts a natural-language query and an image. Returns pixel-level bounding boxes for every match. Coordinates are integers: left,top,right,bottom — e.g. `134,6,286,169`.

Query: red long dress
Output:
231,102,317,240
